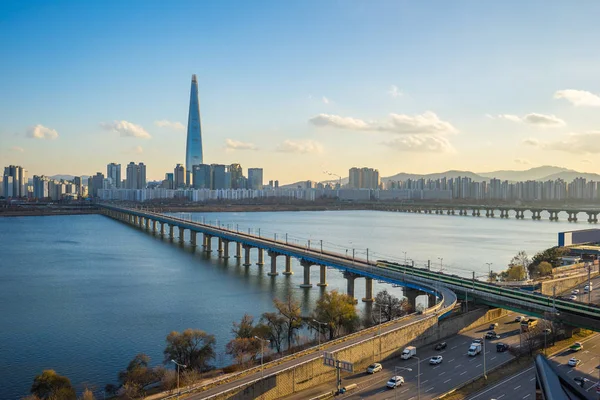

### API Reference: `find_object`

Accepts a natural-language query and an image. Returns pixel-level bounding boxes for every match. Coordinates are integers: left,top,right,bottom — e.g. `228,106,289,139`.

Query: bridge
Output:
98,204,600,331
374,203,600,223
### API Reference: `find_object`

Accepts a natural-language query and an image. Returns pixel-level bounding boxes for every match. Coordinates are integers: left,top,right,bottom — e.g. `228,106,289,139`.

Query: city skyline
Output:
2,1,600,183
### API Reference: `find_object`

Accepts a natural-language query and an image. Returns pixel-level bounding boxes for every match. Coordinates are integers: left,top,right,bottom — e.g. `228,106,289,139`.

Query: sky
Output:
1,1,600,184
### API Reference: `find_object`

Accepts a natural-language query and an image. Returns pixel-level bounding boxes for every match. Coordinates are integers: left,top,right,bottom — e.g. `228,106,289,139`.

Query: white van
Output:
401,346,417,360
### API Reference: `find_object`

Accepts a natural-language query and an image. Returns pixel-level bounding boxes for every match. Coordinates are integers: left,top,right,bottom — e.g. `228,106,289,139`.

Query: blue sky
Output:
2,1,600,183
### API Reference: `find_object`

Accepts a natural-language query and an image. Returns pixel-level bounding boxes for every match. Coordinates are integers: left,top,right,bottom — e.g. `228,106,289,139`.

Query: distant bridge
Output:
98,204,600,331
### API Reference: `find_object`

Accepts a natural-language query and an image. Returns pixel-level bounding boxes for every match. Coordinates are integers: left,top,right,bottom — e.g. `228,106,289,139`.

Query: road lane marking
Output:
491,356,497,360
530,377,536,381
567,370,573,374
439,372,445,376
426,387,434,392
455,364,462,368
476,364,482,368
514,385,521,390
444,379,451,383
462,341,468,345
401,388,409,393
523,395,531,399
451,345,457,349
460,371,467,375
422,380,428,384
497,395,505,399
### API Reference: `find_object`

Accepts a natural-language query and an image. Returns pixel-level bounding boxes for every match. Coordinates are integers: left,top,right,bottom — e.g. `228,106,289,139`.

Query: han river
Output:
0,209,586,398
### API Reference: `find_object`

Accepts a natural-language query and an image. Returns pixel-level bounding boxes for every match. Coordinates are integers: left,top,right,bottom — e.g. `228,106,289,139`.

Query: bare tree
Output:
273,295,304,350
372,290,411,323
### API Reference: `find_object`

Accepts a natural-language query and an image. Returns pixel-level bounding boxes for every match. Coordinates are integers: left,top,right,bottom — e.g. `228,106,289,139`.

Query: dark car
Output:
434,342,447,350
574,377,587,388
486,331,500,340
496,343,509,352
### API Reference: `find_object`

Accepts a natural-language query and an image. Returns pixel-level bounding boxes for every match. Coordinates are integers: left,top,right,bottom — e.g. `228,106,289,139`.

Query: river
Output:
0,209,583,398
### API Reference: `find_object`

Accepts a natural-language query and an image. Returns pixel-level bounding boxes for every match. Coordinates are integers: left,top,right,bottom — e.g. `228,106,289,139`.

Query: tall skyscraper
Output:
248,168,264,190
125,162,147,189
2,165,27,198
107,163,121,188
174,164,186,189
192,164,212,189
229,163,243,189
186,74,203,185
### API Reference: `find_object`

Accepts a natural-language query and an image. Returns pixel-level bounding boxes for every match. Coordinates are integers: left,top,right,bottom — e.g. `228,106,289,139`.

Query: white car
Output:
515,316,526,322
569,295,578,301
572,289,580,295
585,285,592,292
367,363,383,374
429,355,443,365
568,358,581,367
386,376,405,389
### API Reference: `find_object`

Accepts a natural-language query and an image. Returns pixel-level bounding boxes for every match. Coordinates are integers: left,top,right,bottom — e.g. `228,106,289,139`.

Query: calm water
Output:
0,210,585,398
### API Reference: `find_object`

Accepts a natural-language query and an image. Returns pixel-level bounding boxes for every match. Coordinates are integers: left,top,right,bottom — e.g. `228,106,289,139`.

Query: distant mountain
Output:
539,171,600,182
382,170,487,183
477,166,572,182
49,174,89,181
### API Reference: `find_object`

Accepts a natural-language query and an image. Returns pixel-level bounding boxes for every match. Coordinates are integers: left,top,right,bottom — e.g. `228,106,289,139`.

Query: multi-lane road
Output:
568,275,600,305
284,313,528,400
468,334,600,400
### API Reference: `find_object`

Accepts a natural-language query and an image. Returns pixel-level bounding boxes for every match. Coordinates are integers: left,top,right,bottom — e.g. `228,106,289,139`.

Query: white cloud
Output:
382,135,455,153
514,158,531,165
10,146,24,152
121,146,144,154
523,138,540,146
322,96,330,104
523,131,600,154
26,124,59,140
309,111,458,135
498,113,565,127
554,89,600,107
225,138,257,151
154,120,185,130
276,139,324,154
100,120,151,139
388,85,402,98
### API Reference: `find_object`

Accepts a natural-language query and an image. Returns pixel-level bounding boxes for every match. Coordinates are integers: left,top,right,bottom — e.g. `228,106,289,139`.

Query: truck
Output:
468,343,482,356
401,346,417,360
521,318,538,332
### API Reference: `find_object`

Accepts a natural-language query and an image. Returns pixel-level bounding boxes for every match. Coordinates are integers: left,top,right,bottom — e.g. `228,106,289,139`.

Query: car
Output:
570,342,583,352
489,322,499,329
485,331,500,339
569,295,578,301
515,316,526,322
572,289,580,295
574,376,588,387
367,363,383,374
568,358,581,367
434,342,447,351
584,285,592,292
496,343,509,352
472,338,483,345
429,356,443,365
386,376,405,389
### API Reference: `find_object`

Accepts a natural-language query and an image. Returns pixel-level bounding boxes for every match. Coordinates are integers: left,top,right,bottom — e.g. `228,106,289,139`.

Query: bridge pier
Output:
549,211,559,221
568,212,578,222
190,231,197,247
235,242,242,259
205,236,213,253
344,271,359,299
160,222,165,237
243,245,252,267
362,277,374,302
223,240,230,258
588,212,598,223
428,293,437,308
257,248,265,266
217,238,224,257
147,218,152,231
404,288,420,311
532,210,542,220
152,220,157,234
178,227,184,244
317,265,327,287
268,251,278,276
283,255,293,275
168,225,174,240
300,260,312,288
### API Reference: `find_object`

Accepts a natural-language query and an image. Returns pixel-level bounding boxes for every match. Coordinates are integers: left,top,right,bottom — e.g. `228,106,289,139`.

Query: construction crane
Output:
323,170,342,188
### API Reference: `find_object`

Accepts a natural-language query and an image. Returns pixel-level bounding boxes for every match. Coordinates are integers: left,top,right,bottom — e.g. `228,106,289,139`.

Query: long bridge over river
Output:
99,204,600,331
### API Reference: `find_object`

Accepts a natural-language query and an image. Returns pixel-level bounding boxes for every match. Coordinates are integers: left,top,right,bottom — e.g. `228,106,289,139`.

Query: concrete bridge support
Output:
217,238,224,257
283,255,293,275
588,212,598,223
146,218,151,231
362,277,374,302
235,242,242,259
344,272,359,299
178,227,184,244
152,220,157,234
404,288,420,311
532,210,542,220
549,211,559,221
205,236,213,253
168,225,174,240
257,248,265,266
300,260,312,288
268,252,278,276
190,231,197,248
243,245,252,267
317,265,327,287
568,212,578,222
223,240,230,259
160,222,165,237
202,234,209,250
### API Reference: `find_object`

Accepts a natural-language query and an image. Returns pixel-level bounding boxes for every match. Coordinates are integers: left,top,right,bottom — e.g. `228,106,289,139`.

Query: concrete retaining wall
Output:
540,272,597,295
208,308,507,400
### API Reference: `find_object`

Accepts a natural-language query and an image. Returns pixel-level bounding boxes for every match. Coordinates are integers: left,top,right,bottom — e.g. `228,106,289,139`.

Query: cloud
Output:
498,113,565,127
100,120,151,139
524,131,600,154
309,111,458,135
225,138,257,151
10,146,24,152
382,135,455,153
322,96,330,104
26,124,59,140
276,139,324,154
154,120,185,130
388,85,402,98
554,89,600,107
514,158,531,165
121,146,144,155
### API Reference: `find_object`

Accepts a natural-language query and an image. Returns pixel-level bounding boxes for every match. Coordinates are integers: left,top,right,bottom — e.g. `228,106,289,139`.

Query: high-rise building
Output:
192,164,212,189
73,176,82,196
2,165,27,198
125,162,147,189
348,167,379,189
107,163,121,188
89,172,105,197
248,168,264,190
32,175,49,199
229,163,243,189
174,164,186,189
185,74,203,185
211,164,229,190
138,163,146,189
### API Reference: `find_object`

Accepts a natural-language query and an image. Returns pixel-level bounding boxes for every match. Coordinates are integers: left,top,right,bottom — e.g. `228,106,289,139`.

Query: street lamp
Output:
254,336,270,377
313,319,327,347
394,366,412,400
170,359,187,399
374,302,384,336
437,257,443,272
482,336,487,380
486,262,493,282
403,251,407,264
411,356,421,400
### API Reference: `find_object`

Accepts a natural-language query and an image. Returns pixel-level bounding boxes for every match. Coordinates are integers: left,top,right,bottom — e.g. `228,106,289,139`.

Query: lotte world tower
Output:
185,74,203,185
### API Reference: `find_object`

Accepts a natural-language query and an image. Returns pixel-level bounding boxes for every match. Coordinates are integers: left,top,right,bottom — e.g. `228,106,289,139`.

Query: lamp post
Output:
437,257,443,272
412,356,421,400
170,359,187,400
374,302,384,336
403,251,407,264
486,262,493,282
254,336,270,377
394,366,412,400
313,319,327,347
482,336,487,380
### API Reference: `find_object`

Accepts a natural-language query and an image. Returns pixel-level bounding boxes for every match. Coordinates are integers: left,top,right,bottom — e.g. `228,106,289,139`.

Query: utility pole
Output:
588,263,592,304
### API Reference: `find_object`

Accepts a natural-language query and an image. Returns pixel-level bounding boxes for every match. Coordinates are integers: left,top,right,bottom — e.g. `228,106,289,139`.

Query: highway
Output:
283,313,527,400
569,275,600,305
468,334,600,400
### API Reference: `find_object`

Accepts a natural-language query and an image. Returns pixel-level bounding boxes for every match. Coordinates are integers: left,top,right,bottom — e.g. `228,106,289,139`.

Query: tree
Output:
536,261,553,278
163,329,216,372
313,290,359,340
531,247,567,270
231,313,256,339
510,251,531,276
273,295,304,350
260,312,286,353
372,290,411,323
504,264,527,281
117,354,163,399
30,370,76,400
226,314,262,366
79,388,96,400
